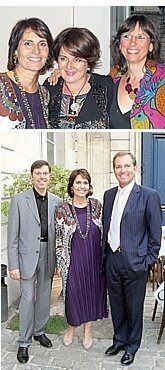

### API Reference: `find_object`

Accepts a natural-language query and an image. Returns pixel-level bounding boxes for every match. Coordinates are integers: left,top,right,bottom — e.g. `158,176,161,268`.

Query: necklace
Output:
64,78,87,115
13,69,49,128
125,76,138,100
71,199,91,239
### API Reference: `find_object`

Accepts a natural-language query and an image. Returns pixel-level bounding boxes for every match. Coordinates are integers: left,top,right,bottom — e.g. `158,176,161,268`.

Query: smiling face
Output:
119,22,153,66
58,46,88,85
114,154,137,188
32,165,50,194
16,28,49,73
71,174,90,200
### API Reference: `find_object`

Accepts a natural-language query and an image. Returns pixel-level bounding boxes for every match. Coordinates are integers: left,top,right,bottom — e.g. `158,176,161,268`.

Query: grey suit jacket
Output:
7,188,62,279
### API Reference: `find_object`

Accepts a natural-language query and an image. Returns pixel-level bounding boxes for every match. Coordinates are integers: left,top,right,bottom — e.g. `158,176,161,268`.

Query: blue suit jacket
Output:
102,183,162,276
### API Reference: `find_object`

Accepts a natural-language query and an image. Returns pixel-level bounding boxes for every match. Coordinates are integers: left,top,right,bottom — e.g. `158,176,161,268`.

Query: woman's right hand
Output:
48,69,61,85
56,267,62,277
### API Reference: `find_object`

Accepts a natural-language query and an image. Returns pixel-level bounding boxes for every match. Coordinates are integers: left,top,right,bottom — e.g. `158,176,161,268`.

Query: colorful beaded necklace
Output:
13,69,49,128
125,76,138,100
71,199,91,239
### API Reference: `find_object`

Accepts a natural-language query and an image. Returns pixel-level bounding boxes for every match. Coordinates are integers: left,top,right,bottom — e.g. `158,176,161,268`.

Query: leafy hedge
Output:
1,165,71,216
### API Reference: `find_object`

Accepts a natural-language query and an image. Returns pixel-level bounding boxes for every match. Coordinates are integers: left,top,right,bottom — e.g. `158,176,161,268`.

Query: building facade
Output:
1,131,141,306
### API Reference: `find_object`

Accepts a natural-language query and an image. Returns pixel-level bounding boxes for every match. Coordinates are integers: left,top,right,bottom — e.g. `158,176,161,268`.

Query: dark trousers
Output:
106,247,148,354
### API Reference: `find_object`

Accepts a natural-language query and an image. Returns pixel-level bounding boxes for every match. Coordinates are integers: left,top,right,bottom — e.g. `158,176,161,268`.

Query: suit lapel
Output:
105,187,117,233
25,189,40,223
122,183,140,220
48,192,55,226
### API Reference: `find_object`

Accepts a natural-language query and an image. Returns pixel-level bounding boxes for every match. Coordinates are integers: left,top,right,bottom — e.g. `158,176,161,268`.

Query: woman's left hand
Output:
56,267,62,277
48,69,61,85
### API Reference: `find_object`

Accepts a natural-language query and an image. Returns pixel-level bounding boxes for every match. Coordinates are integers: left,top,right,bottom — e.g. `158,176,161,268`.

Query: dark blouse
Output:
11,80,47,129
58,93,87,129
44,73,113,129
109,81,131,129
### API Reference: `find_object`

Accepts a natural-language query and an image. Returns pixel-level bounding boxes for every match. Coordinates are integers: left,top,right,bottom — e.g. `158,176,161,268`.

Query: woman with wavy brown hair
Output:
109,14,165,129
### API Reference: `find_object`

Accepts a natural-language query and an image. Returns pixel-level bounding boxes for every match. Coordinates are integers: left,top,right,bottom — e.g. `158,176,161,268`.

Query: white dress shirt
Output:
108,180,135,251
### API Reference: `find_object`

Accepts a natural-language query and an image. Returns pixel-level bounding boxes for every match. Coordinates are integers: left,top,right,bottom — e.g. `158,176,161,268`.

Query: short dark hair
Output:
7,17,54,74
53,27,101,71
67,168,93,198
113,151,137,169
111,14,162,73
31,160,51,174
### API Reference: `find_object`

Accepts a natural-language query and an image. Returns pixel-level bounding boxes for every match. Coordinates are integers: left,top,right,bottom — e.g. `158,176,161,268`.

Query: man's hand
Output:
9,269,20,281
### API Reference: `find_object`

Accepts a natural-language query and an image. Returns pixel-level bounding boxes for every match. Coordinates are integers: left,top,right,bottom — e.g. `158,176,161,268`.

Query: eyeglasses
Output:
58,55,87,66
121,34,149,42
33,171,50,176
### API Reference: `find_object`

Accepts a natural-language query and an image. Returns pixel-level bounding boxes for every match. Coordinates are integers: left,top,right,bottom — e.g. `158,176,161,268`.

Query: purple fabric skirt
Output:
65,206,108,326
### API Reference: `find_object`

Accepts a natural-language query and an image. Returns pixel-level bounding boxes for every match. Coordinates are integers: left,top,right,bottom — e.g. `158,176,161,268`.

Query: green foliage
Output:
1,165,71,215
3,170,32,197
49,165,71,201
7,313,67,335
45,314,67,334
7,313,19,331
1,201,10,217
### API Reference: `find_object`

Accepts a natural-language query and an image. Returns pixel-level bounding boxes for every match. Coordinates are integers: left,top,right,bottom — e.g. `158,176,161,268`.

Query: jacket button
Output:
36,251,39,254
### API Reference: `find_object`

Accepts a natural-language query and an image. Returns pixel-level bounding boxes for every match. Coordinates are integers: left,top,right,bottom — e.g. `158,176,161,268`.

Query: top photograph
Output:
0,5,165,130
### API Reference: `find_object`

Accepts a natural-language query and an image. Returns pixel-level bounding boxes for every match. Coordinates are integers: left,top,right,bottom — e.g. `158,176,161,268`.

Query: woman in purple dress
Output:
55,169,108,350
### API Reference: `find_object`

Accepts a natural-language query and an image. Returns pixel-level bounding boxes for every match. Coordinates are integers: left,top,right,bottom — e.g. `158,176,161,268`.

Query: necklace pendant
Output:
70,101,80,113
129,91,136,100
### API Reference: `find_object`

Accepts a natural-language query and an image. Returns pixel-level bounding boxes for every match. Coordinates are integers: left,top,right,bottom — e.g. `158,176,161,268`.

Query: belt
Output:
40,237,48,242
115,246,122,253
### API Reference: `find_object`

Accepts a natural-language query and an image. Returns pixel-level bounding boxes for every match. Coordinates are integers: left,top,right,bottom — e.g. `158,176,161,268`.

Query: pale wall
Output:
0,5,111,78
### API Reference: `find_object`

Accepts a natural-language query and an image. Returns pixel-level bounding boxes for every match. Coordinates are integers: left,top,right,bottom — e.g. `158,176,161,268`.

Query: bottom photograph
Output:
1,130,165,369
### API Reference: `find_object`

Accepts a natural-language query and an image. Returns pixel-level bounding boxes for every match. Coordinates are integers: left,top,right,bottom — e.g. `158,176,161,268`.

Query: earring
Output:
13,52,18,65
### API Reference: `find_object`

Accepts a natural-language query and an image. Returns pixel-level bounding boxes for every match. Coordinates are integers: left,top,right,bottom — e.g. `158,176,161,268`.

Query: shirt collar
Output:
33,187,47,199
118,179,135,194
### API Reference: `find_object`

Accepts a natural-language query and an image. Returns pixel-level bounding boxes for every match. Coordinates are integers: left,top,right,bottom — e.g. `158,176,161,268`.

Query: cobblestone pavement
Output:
1,283,165,370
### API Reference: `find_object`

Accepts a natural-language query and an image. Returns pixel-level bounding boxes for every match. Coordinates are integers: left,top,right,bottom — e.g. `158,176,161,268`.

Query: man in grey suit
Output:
102,151,162,366
7,160,62,363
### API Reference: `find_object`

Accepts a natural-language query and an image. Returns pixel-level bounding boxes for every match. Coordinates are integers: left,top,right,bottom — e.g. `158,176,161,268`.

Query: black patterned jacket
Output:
44,73,113,129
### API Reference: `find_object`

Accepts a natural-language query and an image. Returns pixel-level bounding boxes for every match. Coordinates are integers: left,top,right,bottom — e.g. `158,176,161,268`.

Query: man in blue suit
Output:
102,151,162,366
